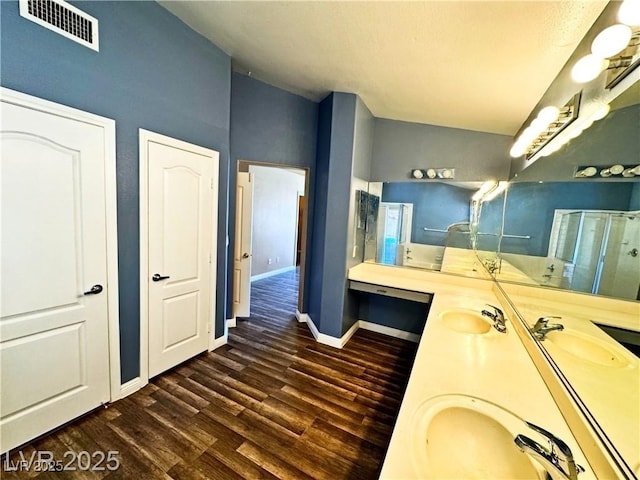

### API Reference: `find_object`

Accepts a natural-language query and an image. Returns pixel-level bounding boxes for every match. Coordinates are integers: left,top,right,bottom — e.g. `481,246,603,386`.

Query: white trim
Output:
227,317,237,328
295,310,309,323
139,129,218,384
340,320,361,346
119,376,145,399
358,321,421,343
250,265,297,282
304,315,356,349
302,312,420,349
0,87,123,403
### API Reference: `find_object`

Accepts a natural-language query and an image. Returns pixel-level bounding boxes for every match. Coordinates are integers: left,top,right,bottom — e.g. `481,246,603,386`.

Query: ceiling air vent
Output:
19,0,99,51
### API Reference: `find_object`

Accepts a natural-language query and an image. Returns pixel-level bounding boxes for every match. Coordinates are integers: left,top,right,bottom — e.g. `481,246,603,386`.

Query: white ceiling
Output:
160,1,607,135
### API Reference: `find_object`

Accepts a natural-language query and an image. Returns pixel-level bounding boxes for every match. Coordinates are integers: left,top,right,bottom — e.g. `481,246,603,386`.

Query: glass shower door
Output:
597,213,640,300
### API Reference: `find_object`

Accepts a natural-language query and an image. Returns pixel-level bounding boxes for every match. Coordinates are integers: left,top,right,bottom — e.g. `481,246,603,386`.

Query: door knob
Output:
628,248,638,257
242,253,250,259
84,284,103,295
152,273,170,281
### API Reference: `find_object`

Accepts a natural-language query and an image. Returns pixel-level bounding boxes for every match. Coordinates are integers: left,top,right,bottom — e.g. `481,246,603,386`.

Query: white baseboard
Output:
303,316,420,349
119,376,146,400
341,320,360,345
358,320,421,343
227,317,237,328
305,315,344,348
295,309,309,323
251,265,296,282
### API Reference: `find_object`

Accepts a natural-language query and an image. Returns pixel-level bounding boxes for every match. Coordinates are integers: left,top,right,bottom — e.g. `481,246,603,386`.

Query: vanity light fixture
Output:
410,168,455,180
509,93,580,159
574,164,639,178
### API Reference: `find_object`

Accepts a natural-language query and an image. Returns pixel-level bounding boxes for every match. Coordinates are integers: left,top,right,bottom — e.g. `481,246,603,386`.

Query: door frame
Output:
234,161,310,315
0,87,121,401
139,129,218,387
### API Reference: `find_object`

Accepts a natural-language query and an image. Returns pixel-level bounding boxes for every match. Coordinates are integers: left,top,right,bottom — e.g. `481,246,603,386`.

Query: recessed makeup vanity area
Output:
348,2,640,478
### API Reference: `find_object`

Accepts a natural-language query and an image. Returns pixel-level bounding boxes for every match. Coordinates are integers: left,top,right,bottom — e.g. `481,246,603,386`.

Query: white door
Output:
233,172,253,318
142,131,217,378
1,94,115,453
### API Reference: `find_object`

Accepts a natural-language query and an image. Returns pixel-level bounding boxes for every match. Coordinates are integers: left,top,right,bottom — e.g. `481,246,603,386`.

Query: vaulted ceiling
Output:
160,1,607,135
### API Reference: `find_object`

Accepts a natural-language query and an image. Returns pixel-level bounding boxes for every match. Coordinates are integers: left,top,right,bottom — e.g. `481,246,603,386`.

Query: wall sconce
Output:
410,168,455,180
570,0,640,89
509,93,580,159
574,164,640,178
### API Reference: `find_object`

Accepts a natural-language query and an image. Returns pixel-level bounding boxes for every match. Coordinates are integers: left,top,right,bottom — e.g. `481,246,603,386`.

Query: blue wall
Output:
382,182,472,246
358,295,429,335
308,93,359,337
229,73,318,317
502,182,636,256
0,1,232,382
371,119,512,182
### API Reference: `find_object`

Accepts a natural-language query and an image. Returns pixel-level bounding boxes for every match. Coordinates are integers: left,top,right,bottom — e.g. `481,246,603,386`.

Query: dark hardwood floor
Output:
3,269,418,479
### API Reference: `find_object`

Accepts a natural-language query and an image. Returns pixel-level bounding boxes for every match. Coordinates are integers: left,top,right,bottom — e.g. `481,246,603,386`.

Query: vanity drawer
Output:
349,281,432,303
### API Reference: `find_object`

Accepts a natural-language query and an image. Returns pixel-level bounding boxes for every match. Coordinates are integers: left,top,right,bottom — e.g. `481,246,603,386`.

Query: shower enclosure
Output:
552,210,639,300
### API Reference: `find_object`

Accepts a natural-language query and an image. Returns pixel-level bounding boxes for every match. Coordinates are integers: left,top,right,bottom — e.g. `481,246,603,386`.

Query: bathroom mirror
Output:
486,78,640,476
364,181,492,273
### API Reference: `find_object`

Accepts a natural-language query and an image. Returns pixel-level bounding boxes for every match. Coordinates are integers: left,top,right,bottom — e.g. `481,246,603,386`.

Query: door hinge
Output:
210,178,214,189
209,253,212,264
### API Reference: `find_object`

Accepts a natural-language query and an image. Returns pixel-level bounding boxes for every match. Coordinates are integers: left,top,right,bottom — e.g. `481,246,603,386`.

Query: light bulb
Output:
530,117,548,134
520,126,539,144
426,168,437,179
576,167,597,177
571,54,608,83
610,164,625,175
412,169,424,179
509,142,527,158
537,106,560,124
591,24,632,58
618,0,640,26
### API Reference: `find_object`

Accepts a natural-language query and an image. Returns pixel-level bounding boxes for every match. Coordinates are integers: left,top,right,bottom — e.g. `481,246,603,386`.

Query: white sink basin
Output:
411,395,545,479
544,329,631,368
439,309,492,334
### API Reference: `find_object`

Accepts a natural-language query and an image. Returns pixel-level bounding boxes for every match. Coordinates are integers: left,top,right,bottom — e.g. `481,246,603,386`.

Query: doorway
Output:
233,161,309,319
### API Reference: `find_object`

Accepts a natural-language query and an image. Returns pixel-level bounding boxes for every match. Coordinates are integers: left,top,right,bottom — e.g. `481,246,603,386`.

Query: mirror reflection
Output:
364,181,493,274
493,181,639,301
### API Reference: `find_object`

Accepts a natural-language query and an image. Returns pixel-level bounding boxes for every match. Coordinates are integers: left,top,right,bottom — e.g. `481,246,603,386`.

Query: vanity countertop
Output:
348,263,597,479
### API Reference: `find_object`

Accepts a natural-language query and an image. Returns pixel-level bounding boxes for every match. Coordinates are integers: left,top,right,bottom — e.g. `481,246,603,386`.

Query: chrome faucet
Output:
514,421,584,480
531,316,564,340
481,304,506,333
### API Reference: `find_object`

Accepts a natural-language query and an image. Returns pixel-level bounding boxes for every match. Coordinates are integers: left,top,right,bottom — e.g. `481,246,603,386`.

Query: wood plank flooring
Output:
2,269,418,479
